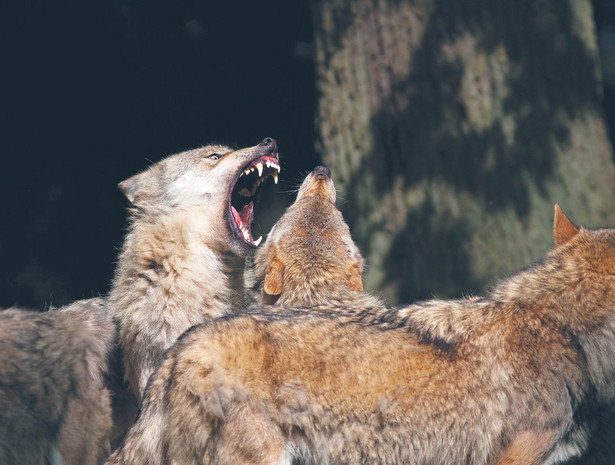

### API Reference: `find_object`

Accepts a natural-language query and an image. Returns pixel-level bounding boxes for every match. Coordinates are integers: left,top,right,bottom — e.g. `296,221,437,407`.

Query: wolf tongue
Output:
231,202,255,242
231,206,242,228
240,202,254,236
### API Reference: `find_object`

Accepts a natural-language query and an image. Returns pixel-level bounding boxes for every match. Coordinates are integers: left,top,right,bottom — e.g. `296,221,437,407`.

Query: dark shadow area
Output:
383,196,480,302
0,1,318,308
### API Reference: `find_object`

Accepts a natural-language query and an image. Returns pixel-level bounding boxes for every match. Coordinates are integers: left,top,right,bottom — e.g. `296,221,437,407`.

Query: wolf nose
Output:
259,137,278,153
313,166,331,179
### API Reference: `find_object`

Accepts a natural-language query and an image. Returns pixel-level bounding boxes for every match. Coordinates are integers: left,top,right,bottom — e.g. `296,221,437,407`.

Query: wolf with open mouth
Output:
108,137,280,400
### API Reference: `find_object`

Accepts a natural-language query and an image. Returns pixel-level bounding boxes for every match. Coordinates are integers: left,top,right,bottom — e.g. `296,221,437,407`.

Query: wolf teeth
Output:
253,236,262,246
272,172,278,184
241,159,280,180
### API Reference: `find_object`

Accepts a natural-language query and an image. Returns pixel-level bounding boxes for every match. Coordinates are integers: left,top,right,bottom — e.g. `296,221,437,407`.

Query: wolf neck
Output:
109,211,247,397
112,212,247,308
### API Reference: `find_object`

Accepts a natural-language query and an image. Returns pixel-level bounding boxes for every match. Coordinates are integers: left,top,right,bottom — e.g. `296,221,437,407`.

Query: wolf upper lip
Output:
229,155,280,247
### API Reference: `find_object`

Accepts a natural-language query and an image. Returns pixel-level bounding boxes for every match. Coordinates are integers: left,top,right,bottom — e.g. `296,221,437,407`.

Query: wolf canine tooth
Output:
253,235,263,246
255,162,264,177
273,172,278,184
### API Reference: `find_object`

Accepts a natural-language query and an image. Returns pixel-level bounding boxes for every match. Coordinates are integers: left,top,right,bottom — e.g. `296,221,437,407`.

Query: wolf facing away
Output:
108,206,615,465
0,298,115,465
251,164,381,308
106,166,382,464
108,137,280,400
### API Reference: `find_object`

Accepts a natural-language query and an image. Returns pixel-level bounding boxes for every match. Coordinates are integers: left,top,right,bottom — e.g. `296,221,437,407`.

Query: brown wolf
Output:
0,298,115,465
108,137,280,400
107,205,615,465
251,165,380,308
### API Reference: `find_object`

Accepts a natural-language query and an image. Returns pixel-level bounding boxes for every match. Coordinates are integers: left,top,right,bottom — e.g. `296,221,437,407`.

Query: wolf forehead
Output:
117,144,235,204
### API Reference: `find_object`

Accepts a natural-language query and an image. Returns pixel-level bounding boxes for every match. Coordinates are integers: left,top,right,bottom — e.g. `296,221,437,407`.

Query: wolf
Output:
0,298,115,465
108,137,280,400
250,164,381,308
106,166,382,464
52,298,117,464
107,205,615,465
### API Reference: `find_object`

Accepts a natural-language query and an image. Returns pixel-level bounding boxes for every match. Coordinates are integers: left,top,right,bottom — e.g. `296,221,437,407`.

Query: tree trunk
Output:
313,0,615,305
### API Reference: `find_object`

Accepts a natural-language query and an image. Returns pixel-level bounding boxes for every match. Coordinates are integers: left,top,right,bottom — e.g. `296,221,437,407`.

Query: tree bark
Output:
313,0,615,305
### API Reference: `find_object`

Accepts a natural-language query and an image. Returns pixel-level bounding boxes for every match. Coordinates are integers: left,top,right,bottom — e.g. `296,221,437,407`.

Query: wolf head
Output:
551,204,615,276
491,205,615,323
254,165,365,305
118,138,280,256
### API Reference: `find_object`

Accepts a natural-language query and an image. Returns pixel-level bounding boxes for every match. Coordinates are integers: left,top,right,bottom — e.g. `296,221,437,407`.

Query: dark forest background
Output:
1,1,615,309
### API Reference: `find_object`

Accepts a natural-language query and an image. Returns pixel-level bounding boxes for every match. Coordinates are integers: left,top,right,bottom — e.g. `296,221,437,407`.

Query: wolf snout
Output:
258,137,278,153
313,166,331,180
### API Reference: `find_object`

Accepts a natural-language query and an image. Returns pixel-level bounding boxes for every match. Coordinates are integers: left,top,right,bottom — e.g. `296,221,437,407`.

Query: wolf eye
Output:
207,153,221,160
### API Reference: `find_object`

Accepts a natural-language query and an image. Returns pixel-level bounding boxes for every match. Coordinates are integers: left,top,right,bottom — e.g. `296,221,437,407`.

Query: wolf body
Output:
0,298,115,465
108,137,280,399
107,166,382,463
107,206,615,465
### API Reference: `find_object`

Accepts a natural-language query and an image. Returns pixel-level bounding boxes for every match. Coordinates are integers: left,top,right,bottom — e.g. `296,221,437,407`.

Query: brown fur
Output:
107,167,382,464
108,138,280,400
497,431,558,465
0,298,115,465
108,206,615,464
251,165,381,308
52,298,117,464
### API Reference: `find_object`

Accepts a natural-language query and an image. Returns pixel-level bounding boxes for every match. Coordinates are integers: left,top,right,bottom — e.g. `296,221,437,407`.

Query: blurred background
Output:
1,0,615,308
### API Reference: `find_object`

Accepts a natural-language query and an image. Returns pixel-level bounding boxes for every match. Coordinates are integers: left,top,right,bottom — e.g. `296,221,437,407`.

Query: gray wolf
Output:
108,205,615,464
108,137,280,400
0,298,115,465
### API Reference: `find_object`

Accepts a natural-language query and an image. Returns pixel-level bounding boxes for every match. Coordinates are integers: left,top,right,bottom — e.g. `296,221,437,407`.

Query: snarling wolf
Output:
0,298,115,465
108,206,615,465
108,137,280,399
251,165,381,307
105,166,381,464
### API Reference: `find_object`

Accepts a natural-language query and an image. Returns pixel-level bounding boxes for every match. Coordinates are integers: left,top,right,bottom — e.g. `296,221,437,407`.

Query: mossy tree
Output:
313,0,615,305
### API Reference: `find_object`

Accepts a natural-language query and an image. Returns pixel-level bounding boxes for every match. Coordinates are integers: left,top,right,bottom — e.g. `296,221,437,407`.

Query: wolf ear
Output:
347,261,363,292
118,165,162,206
553,204,578,246
118,174,141,205
264,251,284,296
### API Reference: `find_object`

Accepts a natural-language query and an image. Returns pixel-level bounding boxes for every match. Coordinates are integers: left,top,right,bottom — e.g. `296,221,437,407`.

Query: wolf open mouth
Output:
229,155,280,247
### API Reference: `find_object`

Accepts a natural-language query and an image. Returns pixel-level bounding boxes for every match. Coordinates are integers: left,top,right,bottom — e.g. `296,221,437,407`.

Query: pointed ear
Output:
118,165,161,206
264,251,284,296
553,204,578,246
347,260,363,292
118,174,141,205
